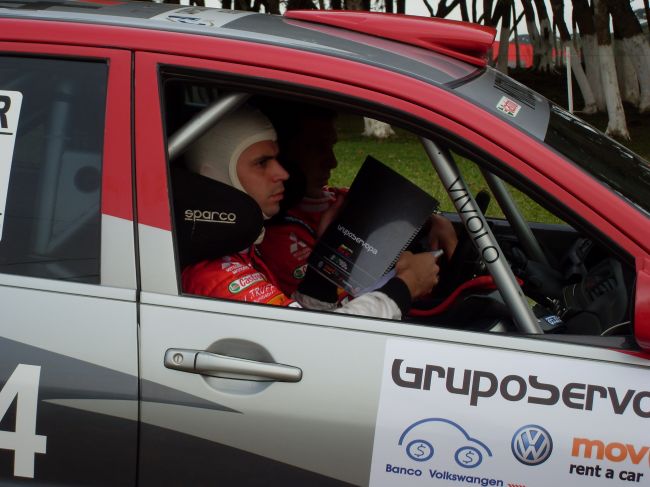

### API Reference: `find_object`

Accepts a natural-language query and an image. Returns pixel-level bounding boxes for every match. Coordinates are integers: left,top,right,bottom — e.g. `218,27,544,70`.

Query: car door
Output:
0,42,138,485
135,47,650,487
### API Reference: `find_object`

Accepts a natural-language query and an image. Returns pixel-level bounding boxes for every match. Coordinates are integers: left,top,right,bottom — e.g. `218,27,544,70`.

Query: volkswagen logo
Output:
511,424,553,465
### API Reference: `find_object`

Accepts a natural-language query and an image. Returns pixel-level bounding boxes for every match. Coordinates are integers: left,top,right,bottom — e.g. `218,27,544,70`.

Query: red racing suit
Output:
182,246,295,307
182,236,410,319
258,188,347,296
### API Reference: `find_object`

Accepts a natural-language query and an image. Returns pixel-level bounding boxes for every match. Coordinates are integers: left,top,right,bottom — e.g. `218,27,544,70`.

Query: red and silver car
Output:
0,2,648,486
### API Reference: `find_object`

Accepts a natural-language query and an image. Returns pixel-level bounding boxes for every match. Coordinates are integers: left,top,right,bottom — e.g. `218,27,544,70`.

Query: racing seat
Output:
170,166,264,269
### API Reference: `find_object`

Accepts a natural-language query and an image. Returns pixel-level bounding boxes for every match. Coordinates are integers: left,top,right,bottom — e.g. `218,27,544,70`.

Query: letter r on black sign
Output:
0,96,10,129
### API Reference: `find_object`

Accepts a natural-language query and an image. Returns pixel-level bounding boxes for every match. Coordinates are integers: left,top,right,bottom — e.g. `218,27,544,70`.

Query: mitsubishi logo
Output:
289,233,307,255
511,424,553,466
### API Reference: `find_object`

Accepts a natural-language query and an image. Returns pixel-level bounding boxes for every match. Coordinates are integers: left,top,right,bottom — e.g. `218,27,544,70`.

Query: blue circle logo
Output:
454,446,483,468
511,424,553,466
406,439,434,462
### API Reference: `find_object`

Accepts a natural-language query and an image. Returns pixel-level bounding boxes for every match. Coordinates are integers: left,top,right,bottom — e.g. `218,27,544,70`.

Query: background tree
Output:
532,0,554,70
493,0,513,72
594,0,629,138
422,0,470,20
613,14,640,106
607,0,650,112
572,0,606,110
520,0,542,66
550,0,597,111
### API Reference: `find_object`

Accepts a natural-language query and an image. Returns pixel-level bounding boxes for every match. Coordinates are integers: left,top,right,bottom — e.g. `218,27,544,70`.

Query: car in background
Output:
0,2,649,486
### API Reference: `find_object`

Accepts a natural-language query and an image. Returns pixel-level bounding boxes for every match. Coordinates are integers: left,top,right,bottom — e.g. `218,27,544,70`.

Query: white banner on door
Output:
370,338,649,487
0,90,22,241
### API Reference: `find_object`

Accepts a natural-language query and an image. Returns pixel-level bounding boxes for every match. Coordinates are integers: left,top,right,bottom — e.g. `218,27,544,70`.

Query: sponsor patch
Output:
220,261,249,276
289,233,311,260
292,264,307,280
329,253,349,271
337,243,353,258
496,96,521,117
185,208,236,224
511,424,553,465
245,284,278,302
228,272,264,293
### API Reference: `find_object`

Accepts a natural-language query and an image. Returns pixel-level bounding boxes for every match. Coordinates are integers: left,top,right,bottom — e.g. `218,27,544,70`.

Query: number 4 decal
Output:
0,364,47,478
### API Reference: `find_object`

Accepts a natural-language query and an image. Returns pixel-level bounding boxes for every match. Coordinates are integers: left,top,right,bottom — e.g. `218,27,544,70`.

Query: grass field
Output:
330,122,562,222
328,70,648,223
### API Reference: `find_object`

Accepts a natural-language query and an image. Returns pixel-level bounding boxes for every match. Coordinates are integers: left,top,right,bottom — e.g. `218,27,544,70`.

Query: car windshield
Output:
545,104,650,217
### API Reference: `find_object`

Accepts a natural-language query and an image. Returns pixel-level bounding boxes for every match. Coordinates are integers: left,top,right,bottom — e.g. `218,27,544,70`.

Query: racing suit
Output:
182,242,411,320
258,187,346,296
182,247,295,307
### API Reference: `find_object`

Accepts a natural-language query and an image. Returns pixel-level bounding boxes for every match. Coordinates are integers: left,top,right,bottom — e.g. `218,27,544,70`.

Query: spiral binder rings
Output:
308,155,439,296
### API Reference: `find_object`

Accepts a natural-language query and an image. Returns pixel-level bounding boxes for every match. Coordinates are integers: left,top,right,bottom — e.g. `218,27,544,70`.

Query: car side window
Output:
162,72,634,347
0,56,106,283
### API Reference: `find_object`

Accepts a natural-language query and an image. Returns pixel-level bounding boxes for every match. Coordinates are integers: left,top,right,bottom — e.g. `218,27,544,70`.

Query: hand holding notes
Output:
395,249,444,299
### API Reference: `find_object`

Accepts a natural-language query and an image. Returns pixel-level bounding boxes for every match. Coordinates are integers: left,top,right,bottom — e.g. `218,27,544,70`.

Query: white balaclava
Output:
185,106,277,244
185,106,277,196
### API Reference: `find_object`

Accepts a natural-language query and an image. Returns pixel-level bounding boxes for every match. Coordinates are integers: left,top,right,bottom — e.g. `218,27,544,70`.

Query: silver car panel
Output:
101,214,137,290
138,223,178,295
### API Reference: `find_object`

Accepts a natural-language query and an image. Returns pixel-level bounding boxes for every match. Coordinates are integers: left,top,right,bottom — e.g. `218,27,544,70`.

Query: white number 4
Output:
0,364,47,478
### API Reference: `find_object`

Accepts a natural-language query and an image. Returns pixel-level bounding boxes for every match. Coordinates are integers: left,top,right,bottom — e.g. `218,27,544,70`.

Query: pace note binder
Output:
308,155,439,296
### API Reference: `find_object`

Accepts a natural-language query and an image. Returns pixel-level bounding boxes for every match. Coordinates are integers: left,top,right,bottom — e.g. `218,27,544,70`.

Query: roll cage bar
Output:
422,139,542,333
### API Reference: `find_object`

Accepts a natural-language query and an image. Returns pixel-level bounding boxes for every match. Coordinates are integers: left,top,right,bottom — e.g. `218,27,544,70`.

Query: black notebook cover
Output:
308,156,439,296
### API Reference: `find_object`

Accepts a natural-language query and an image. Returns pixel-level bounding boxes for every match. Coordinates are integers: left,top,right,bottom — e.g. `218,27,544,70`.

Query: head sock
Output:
185,106,278,242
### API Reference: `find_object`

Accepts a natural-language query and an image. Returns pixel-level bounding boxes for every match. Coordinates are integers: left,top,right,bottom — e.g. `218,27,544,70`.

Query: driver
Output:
181,105,441,319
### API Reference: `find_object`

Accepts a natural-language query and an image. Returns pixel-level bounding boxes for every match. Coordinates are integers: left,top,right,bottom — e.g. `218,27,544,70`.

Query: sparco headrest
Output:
171,166,263,267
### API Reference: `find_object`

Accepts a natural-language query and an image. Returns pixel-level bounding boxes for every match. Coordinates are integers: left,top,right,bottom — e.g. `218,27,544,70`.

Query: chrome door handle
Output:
164,348,302,382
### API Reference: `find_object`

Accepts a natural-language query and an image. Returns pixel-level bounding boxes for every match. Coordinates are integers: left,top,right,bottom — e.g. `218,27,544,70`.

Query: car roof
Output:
0,0,484,86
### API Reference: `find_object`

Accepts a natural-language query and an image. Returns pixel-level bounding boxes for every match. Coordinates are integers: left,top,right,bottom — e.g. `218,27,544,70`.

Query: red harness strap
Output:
409,275,500,317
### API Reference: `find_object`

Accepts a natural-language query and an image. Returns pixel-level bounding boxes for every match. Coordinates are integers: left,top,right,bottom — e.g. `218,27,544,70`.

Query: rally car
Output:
0,2,649,486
